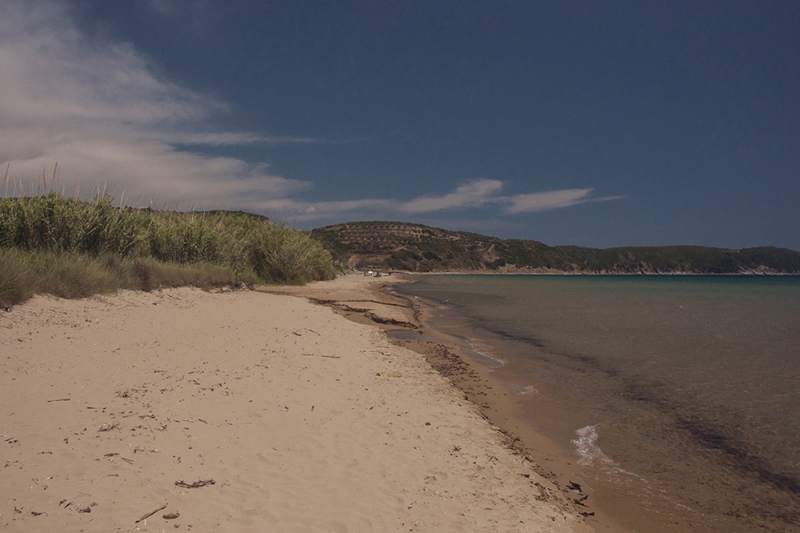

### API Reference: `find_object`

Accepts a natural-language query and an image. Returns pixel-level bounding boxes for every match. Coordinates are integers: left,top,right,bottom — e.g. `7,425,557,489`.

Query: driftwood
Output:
135,502,168,523
175,478,215,488
47,398,71,402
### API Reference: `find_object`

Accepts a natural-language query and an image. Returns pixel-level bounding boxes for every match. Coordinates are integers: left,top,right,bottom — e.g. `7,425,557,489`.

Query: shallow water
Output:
393,275,800,532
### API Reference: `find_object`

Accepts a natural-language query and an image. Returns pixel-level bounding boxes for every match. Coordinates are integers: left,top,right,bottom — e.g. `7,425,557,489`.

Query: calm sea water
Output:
392,275,800,532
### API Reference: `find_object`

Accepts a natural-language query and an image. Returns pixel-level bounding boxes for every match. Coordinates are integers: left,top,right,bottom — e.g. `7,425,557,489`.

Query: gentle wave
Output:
465,337,506,368
572,425,616,468
572,425,650,490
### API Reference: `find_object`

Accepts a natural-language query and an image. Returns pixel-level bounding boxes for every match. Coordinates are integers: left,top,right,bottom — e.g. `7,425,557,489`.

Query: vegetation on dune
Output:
0,191,337,307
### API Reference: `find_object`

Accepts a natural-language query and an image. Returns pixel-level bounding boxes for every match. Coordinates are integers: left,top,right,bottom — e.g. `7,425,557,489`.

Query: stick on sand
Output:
135,502,167,523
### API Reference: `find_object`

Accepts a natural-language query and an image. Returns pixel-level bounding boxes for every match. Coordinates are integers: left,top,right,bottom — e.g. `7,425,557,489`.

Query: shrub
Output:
0,192,337,306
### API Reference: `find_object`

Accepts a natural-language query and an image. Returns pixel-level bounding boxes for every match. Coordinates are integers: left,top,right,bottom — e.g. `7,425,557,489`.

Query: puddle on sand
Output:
385,329,439,343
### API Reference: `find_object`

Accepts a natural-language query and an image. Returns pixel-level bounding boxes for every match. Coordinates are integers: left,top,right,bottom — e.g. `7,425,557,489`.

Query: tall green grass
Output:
0,192,337,307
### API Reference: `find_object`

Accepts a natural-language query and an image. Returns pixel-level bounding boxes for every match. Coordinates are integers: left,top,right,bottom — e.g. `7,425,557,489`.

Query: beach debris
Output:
98,422,120,432
31,510,44,516
116,387,145,399
105,452,133,464
564,480,591,509
175,479,215,488
77,505,91,513
47,397,71,402
565,481,582,492
136,502,168,523
133,446,159,454
163,511,181,519
302,353,340,358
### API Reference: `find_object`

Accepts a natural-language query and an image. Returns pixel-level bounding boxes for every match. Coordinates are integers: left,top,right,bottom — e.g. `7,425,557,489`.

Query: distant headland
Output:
311,221,800,274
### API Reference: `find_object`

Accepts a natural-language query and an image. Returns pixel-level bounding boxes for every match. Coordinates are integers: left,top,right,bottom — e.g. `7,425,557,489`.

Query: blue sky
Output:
1,1,798,249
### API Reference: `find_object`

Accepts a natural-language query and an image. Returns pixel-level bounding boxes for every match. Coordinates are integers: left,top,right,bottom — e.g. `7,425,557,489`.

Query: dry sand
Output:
0,274,592,532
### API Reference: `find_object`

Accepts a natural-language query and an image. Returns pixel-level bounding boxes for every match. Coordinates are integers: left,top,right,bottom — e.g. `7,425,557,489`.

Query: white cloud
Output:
0,0,305,207
0,1,620,224
255,180,621,223
397,180,620,215
252,198,396,222
503,188,595,213
160,132,321,146
401,179,504,213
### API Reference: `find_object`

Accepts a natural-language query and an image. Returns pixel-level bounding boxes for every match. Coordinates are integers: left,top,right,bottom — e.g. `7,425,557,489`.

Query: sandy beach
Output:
1,274,592,532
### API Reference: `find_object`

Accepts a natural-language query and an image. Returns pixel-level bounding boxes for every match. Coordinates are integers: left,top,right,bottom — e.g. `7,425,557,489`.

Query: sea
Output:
391,274,800,532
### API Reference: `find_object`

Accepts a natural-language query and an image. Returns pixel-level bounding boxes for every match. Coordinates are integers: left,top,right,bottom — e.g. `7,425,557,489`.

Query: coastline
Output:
373,279,652,533
0,277,591,532
262,273,637,533
370,273,800,533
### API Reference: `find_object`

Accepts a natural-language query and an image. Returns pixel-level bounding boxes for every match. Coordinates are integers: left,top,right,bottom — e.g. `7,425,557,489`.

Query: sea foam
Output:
465,337,506,368
572,425,616,468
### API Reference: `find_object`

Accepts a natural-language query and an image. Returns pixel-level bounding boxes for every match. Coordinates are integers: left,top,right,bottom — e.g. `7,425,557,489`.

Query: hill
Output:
310,221,800,274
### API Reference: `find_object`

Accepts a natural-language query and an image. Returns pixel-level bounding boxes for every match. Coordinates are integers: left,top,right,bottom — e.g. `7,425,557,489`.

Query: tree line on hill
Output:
310,221,800,274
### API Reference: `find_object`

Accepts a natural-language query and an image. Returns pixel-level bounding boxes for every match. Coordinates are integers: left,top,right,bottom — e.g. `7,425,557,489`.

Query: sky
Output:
1,0,798,250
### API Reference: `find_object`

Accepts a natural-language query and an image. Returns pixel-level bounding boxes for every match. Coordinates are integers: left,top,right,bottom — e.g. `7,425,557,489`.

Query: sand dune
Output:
0,276,589,532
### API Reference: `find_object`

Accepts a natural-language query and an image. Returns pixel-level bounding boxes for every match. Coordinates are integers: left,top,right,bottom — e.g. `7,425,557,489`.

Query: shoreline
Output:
1,278,591,532
262,274,636,533
374,282,653,533
368,273,800,533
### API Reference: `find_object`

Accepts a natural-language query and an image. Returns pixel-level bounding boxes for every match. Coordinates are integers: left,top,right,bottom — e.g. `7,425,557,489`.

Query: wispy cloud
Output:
0,1,620,226
255,179,621,222
401,179,504,213
156,132,323,146
503,188,623,213
0,1,306,206
398,180,621,215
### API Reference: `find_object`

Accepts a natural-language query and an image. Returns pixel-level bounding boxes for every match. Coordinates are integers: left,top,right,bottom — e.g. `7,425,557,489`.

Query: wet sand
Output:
0,275,591,532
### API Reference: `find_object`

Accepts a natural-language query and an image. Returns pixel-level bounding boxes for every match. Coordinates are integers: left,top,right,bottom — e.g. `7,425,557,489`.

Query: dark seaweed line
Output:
676,417,800,523
481,324,800,526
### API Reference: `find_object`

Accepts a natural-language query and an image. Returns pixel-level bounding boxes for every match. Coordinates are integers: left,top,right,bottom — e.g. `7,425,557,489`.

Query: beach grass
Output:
0,191,337,307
